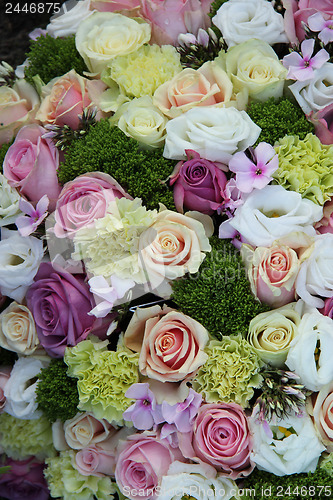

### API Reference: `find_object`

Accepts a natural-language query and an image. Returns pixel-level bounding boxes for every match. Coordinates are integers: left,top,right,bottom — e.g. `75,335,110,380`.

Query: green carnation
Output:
274,133,333,205
45,450,115,500
320,453,333,477
0,413,55,461
65,336,139,424
193,335,262,407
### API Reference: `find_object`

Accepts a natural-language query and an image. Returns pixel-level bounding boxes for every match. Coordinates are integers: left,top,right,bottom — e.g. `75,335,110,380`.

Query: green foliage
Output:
57,120,176,211
247,98,314,146
0,142,12,173
36,359,79,423
209,0,228,18
171,237,269,338
24,34,87,86
240,467,333,499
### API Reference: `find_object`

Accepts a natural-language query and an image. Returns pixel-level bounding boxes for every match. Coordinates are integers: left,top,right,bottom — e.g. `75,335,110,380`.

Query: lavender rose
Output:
169,150,227,215
0,457,49,500
26,262,108,358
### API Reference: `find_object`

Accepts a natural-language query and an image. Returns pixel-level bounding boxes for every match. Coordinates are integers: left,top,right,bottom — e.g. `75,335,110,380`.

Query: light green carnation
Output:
193,335,262,407
73,197,157,281
65,336,140,424
45,450,116,500
320,453,333,477
104,44,182,99
274,133,333,205
0,413,55,460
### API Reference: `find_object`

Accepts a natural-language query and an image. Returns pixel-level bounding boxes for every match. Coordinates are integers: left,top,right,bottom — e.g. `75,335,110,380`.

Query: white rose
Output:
288,63,333,114
229,185,322,247
47,0,94,38
163,107,261,163
111,96,168,149
249,410,325,476
212,0,288,47
286,309,333,391
220,39,287,101
0,173,21,227
158,462,238,500
0,230,44,302
4,357,49,420
0,301,41,355
296,233,333,308
75,12,151,74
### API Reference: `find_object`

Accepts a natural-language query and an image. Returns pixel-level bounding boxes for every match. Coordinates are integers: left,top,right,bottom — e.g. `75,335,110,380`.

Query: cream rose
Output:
220,38,287,101
0,302,41,356
124,305,209,382
153,60,247,119
75,12,151,74
247,303,301,367
307,381,333,452
111,96,168,149
212,0,288,47
163,107,261,163
0,173,21,227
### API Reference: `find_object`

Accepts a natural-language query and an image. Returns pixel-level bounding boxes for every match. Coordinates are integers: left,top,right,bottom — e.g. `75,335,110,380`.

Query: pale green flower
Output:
73,198,157,281
193,335,262,407
65,336,140,424
0,413,55,460
274,133,333,205
45,450,115,500
320,453,333,477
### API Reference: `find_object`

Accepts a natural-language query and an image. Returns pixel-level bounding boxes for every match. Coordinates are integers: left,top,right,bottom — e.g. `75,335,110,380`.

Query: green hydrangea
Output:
64,336,139,424
193,335,262,407
0,413,55,461
274,133,333,205
45,450,115,500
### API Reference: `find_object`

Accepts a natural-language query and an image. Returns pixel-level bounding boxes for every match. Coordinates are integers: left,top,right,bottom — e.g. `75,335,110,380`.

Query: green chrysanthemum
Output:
64,336,139,424
193,335,262,407
274,133,333,205
0,413,55,461
45,450,115,500
105,44,182,98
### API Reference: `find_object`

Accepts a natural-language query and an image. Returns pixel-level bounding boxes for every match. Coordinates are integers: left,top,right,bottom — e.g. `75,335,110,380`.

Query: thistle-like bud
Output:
0,61,16,87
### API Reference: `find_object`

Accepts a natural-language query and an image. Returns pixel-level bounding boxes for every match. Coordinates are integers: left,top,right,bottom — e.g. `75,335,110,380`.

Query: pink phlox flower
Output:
15,195,49,237
161,388,202,433
219,218,248,250
308,12,333,45
160,423,179,448
228,142,279,194
219,177,244,215
88,274,134,318
282,39,329,81
123,383,163,430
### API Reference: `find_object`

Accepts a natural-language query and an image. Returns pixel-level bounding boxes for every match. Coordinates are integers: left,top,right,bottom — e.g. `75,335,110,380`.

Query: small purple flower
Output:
219,218,248,249
123,383,163,430
160,423,179,448
308,12,333,45
282,39,329,81
161,388,202,433
228,142,279,194
219,177,244,215
15,195,49,237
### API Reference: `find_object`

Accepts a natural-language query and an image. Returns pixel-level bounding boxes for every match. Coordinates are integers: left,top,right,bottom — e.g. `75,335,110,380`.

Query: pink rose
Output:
241,244,300,308
283,0,333,43
36,69,107,129
307,381,333,452
315,199,333,235
169,149,227,215
115,431,183,499
124,305,209,382
140,0,211,46
179,402,253,479
75,446,116,477
91,0,141,12
0,80,39,146
3,124,61,210
320,295,333,317
0,457,49,500
53,172,131,238
308,103,333,145
0,366,11,411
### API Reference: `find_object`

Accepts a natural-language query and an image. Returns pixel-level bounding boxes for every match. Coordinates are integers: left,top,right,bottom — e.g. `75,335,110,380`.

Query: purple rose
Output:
26,262,108,357
308,103,333,145
320,296,333,318
169,149,227,215
0,457,49,500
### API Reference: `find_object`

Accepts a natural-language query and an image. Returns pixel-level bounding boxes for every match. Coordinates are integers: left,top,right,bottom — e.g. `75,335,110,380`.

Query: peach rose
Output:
124,304,209,382
75,446,116,477
307,381,333,452
241,244,300,307
36,70,107,129
0,80,39,146
0,301,41,356
153,61,246,119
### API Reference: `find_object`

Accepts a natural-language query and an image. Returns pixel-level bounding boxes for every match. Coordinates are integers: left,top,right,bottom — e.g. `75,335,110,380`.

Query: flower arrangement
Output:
1,0,333,498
